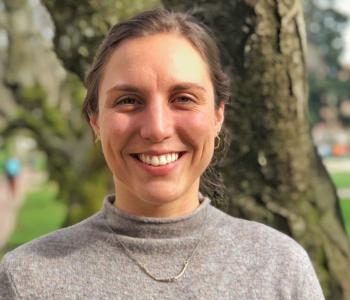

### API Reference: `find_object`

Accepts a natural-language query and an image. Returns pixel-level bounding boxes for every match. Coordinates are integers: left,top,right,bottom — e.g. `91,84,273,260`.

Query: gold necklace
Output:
103,206,208,283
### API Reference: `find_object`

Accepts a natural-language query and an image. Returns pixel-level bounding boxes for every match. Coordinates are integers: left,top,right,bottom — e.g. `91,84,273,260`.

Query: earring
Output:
214,135,221,150
95,135,100,144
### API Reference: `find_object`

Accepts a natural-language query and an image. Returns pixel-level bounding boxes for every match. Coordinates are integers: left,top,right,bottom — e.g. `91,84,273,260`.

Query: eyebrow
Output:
106,84,140,95
106,82,207,95
171,83,207,93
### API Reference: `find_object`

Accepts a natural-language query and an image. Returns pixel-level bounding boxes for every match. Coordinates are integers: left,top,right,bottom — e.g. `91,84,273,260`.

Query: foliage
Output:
304,0,350,126
304,0,348,69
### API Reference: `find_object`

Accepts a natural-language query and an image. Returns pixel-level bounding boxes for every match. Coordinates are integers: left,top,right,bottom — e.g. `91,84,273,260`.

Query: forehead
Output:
99,33,212,92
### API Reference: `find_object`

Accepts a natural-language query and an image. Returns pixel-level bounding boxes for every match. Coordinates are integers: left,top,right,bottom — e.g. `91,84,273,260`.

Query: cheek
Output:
177,110,217,147
100,113,134,140
99,114,136,168
99,115,135,175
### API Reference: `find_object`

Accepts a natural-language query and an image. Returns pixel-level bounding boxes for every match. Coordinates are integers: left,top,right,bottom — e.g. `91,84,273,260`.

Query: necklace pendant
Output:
104,206,208,283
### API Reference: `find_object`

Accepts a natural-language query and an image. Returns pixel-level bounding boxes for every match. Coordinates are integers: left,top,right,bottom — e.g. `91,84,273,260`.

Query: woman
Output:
0,9,324,299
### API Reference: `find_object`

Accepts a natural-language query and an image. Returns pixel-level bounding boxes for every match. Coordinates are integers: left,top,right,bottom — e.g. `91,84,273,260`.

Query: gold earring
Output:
95,136,100,144
214,135,221,150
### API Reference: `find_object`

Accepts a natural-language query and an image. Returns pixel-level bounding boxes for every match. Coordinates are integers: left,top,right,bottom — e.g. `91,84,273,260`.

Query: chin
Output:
140,188,182,205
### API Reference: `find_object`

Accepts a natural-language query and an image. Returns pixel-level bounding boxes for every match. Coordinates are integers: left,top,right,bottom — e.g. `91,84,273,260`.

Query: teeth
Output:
138,153,180,166
151,156,159,166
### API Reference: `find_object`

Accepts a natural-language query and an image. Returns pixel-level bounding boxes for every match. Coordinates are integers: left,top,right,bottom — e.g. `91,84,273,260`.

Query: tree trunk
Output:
163,0,350,299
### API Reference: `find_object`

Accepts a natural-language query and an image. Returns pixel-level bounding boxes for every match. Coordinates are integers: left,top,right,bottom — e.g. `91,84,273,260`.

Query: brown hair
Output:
83,9,231,199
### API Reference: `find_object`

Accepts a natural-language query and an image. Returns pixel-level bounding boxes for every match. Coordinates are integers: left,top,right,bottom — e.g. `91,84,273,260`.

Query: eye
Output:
114,97,141,106
172,95,195,104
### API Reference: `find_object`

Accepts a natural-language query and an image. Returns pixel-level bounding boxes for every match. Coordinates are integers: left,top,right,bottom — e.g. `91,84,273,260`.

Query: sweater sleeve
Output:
296,249,325,300
0,256,18,300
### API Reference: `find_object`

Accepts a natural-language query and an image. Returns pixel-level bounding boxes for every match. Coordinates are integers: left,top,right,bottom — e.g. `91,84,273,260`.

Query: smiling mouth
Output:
132,152,184,166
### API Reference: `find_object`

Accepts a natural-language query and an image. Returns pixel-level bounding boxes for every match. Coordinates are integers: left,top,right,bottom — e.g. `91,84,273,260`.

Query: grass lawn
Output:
330,172,350,189
5,182,67,252
340,199,350,239
331,171,350,238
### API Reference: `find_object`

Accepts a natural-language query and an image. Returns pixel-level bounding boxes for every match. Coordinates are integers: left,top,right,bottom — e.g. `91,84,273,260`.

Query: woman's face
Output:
90,33,224,217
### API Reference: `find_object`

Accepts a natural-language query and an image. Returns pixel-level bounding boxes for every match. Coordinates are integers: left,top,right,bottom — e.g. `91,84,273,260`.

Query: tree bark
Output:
162,0,350,299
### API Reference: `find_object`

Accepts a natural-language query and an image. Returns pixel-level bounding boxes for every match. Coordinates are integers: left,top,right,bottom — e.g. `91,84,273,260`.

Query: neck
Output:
113,180,200,218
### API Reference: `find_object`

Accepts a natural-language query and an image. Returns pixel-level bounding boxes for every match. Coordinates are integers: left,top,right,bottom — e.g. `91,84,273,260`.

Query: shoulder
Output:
207,206,324,299
0,254,18,299
0,212,105,298
0,212,110,298
1,212,104,267
208,205,314,273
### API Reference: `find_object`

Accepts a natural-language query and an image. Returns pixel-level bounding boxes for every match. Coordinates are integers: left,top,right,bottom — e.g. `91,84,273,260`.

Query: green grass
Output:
330,172,350,189
331,172,350,238
340,199,350,239
331,171,350,238
5,182,67,251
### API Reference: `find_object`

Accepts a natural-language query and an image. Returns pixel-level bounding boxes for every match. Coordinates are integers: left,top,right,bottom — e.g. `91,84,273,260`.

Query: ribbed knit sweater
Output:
0,195,324,299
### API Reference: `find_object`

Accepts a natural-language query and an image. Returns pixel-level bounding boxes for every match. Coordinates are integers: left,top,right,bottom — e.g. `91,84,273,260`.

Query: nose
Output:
140,99,174,142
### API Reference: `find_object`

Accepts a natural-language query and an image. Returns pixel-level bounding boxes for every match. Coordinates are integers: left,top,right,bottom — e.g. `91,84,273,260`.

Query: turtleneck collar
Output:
102,194,210,239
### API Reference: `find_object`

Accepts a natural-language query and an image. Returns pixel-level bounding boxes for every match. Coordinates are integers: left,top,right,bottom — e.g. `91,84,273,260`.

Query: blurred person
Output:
0,9,324,299
3,157,21,196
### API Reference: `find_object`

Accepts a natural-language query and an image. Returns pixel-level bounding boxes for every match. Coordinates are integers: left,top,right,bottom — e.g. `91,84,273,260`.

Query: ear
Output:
215,101,225,134
89,113,100,138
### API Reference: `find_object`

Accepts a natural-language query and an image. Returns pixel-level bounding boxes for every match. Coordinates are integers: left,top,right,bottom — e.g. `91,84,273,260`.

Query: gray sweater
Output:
0,195,324,299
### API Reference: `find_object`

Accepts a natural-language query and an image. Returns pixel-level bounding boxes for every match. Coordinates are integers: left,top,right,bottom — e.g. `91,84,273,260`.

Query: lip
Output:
130,151,186,176
132,150,184,156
